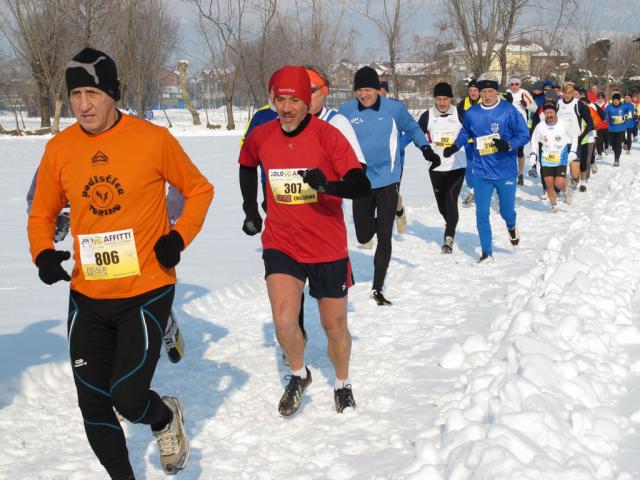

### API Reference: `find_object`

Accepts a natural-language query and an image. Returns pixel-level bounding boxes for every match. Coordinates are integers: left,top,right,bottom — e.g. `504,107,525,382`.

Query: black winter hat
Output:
65,48,120,101
543,100,558,111
354,66,380,90
433,82,453,98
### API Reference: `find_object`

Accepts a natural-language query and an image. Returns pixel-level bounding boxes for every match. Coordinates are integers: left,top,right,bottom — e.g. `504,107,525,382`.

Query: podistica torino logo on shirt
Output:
81,174,125,216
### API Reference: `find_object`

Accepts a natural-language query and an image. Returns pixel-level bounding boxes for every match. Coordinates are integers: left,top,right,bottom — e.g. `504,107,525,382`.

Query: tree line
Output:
0,0,638,132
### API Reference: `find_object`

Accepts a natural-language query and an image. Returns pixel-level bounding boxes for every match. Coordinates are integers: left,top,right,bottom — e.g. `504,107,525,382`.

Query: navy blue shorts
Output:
262,249,354,299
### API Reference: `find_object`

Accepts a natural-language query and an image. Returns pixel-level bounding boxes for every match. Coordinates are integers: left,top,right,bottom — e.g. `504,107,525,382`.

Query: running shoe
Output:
579,185,587,193
539,191,548,200
548,204,558,213
592,163,598,174
442,236,454,254
475,253,494,265
517,175,524,186
395,208,407,234
163,310,185,364
564,190,573,204
278,367,312,417
153,397,190,475
462,191,474,207
570,178,579,190
626,150,631,155
334,386,356,413
614,160,620,167
508,227,519,246
527,166,538,178
372,289,392,306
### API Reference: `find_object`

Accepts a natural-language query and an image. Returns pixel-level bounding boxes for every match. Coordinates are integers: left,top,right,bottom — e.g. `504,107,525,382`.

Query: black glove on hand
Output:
443,145,460,158
154,230,184,269
35,249,71,285
242,208,263,236
493,138,512,152
421,146,441,168
298,168,327,192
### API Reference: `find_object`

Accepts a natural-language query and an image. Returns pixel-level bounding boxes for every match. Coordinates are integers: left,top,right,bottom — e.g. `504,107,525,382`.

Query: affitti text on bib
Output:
78,228,140,280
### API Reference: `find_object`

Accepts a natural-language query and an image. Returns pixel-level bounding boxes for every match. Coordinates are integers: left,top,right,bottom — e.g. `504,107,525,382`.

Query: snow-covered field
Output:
1,113,640,479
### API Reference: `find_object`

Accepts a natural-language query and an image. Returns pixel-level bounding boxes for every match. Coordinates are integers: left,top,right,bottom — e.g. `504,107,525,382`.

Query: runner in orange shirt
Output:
27,48,213,478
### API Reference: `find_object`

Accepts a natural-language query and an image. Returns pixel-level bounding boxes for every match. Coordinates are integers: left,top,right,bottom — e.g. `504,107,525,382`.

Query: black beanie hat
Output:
66,48,120,101
612,92,621,101
354,66,380,90
433,82,453,98
468,79,477,89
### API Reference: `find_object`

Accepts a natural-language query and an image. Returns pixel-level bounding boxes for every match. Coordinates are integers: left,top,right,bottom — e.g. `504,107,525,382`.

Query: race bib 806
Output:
78,228,140,280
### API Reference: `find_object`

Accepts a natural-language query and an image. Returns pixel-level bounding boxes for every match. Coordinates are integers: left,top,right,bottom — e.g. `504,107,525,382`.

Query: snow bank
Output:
402,167,640,479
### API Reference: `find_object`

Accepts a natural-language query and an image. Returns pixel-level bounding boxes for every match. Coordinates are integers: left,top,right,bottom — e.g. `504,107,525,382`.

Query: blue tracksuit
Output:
606,104,628,133
454,99,530,256
339,96,428,189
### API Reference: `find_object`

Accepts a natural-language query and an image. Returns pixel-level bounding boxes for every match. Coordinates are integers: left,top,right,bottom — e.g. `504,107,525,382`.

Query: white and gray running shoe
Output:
154,396,190,475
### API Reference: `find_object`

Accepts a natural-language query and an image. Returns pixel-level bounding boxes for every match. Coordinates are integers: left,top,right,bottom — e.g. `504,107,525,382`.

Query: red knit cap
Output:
269,66,311,106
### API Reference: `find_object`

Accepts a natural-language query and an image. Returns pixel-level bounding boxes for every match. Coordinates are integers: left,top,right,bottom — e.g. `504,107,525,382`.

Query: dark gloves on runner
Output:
443,145,460,158
154,230,184,268
493,138,512,152
242,208,263,236
35,249,71,285
421,145,441,168
298,168,327,192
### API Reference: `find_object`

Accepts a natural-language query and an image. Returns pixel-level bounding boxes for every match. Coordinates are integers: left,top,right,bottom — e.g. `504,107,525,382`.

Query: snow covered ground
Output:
1,114,640,479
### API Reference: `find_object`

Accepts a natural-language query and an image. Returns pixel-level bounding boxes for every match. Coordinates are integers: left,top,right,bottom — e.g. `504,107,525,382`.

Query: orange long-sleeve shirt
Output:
28,114,214,299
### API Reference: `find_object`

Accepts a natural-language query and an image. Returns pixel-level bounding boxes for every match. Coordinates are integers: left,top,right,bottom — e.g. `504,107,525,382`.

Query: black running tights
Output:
429,168,465,239
626,128,633,151
610,131,625,160
68,285,174,479
353,183,398,291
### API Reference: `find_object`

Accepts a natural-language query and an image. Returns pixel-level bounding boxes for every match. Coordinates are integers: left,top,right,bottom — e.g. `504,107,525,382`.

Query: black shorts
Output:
517,145,525,157
540,165,567,178
263,249,354,299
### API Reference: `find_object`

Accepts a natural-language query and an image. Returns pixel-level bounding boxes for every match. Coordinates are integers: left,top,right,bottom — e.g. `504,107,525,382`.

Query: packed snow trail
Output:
1,126,639,479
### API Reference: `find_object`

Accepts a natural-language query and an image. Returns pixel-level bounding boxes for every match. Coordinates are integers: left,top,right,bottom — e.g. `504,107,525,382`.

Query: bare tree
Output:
441,0,527,80
194,0,247,130
1,0,76,130
178,60,201,125
354,0,423,96
113,0,179,116
239,0,278,103
496,0,529,89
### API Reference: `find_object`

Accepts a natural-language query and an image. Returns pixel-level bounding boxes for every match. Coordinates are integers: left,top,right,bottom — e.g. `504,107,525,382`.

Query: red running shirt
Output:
239,116,361,263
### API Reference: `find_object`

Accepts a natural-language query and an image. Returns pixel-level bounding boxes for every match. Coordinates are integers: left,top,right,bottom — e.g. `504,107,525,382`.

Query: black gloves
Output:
493,138,512,152
154,230,184,268
298,168,327,192
443,145,460,158
421,145,441,168
242,208,263,236
35,249,71,285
